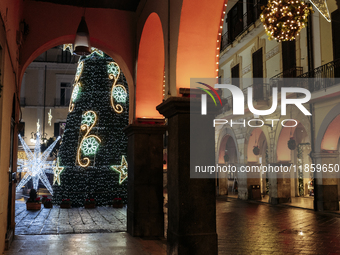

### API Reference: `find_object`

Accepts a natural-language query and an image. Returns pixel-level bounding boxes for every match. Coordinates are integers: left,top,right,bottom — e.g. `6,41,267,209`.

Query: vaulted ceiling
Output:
31,0,142,12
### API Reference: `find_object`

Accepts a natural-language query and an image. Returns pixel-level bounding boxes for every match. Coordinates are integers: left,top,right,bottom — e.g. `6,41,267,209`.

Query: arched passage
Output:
321,115,340,151
247,128,267,163
136,13,164,119
176,0,227,91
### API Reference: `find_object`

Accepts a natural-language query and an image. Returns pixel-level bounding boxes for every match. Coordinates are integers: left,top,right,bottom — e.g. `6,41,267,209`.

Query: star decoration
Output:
48,109,53,126
17,133,61,195
63,44,73,54
86,47,104,57
309,0,331,22
53,158,64,185
110,155,128,184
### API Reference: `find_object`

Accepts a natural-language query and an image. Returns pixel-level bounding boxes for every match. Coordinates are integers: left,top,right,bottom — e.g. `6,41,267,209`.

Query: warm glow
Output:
321,115,340,151
176,0,226,91
277,121,297,161
247,128,262,163
136,13,164,118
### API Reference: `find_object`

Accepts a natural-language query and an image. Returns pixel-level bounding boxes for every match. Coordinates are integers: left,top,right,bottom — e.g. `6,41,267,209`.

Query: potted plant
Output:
288,137,296,150
112,198,123,208
44,198,53,208
60,199,72,208
253,146,260,155
26,189,41,210
84,198,96,209
41,195,48,204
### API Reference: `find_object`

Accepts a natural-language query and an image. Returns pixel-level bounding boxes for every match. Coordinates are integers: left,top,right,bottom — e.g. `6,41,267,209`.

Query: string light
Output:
53,49,129,207
17,133,61,195
261,0,313,41
77,110,101,167
108,62,126,114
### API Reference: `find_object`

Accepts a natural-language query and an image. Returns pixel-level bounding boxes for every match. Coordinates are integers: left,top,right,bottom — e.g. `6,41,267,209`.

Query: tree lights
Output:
261,0,313,41
53,48,129,206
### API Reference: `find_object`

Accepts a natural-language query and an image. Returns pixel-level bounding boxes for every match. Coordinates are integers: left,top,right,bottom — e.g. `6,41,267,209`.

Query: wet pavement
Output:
7,197,340,254
217,197,340,254
15,201,126,235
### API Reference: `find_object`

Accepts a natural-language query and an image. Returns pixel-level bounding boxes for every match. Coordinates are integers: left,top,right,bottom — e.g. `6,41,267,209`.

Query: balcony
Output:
220,1,267,52
269,67,303,89
297,58,340,93
221,82,270,113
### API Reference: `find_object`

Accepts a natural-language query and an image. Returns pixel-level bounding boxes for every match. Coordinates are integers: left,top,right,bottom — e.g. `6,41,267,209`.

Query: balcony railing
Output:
297,58,340,92
220,1,267,52
221,83,270,113
269,67,303,89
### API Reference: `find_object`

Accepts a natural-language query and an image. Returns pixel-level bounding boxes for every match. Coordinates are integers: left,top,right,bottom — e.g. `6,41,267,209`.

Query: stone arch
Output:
315,103,340,152
274,106,311,162
176,0,227,93
244,125,270,163
216,125,240,164
136,12,165,119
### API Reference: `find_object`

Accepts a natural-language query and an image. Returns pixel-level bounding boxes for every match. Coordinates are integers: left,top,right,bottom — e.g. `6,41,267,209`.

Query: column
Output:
268,163,291,204
157,97,218,255
124,124,166,237
313,152,339,211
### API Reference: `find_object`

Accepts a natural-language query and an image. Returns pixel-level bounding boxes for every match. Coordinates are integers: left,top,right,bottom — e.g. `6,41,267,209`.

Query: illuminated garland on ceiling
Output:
261,0,313,41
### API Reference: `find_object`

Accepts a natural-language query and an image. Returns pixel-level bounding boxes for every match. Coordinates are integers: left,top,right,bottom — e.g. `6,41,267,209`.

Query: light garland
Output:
17,133,61,195
86,47,104,57
69,82,82,113
111,155,128,184
261,0,313,42
75,61,84,83
77,110,101,167
107,62,126,114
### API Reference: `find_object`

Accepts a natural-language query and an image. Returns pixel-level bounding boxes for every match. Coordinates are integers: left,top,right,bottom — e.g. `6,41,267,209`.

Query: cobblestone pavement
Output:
217,197,340,254
9,198,340,254
15,201,126,235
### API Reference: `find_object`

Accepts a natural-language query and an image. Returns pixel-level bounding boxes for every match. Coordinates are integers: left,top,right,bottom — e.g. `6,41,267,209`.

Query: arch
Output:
274,107,311,162
176,0,227,92
246,128,267,163
315,103,340,152
18,2,135,120
216,126,240,163
136,12,165,119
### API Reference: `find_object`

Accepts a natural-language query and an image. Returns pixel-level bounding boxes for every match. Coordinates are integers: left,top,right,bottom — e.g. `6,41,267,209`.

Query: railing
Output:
220,0,268,52
297,58,340,92
270,67,303,89
221,83,270,112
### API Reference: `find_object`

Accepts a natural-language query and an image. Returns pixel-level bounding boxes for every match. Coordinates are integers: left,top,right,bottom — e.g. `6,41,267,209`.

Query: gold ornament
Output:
261,0,313,41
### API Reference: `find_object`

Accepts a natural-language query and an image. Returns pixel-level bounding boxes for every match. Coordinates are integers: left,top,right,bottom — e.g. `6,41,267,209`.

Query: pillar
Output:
157,97,218,255
268,163,291,204
124,124,166,237
313,152,339,211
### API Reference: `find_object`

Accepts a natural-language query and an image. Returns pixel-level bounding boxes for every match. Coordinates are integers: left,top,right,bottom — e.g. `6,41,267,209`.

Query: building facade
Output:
217,0,340,210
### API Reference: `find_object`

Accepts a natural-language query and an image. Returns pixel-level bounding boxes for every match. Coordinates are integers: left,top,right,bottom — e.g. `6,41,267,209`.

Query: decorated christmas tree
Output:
52,48,129,207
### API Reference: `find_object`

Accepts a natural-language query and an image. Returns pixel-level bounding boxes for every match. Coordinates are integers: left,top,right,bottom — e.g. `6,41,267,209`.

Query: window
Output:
54,122,66,137
60,82,72,106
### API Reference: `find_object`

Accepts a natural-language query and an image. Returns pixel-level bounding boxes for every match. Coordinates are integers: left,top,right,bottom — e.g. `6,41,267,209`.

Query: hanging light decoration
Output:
74,16,91,55
261,0,313,42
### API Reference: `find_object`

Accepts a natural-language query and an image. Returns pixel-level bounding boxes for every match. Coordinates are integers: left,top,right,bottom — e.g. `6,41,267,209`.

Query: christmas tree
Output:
52,48,129,207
